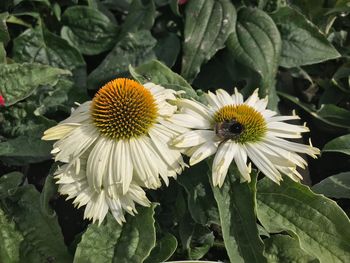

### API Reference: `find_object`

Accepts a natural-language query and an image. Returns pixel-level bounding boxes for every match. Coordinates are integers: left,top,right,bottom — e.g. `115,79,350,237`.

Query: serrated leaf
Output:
181,0,236,82
264,235,317,263
13,26,85,72
0,181,71,263
257,177,350,263
323,134,350,155
211,168,267,263
270,6,340,68
129,60,199,100
278,91,350,128
0,63,71,106
226,7,281,109
144,233,177,263
0,207,23,263
74,205,156,263
87,30,156,90
312,171,350,199
177,162,219,225
61,6,119,55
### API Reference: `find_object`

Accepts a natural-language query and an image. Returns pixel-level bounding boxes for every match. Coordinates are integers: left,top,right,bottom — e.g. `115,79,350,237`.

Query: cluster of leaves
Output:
0,0,350,262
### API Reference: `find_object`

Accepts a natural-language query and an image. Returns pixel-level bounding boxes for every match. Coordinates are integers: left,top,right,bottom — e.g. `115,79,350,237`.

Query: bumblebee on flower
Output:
171,88,320,187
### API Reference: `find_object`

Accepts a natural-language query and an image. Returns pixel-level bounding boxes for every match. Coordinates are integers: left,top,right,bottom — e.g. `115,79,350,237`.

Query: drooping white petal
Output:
190,141,219,165
234,146,251,182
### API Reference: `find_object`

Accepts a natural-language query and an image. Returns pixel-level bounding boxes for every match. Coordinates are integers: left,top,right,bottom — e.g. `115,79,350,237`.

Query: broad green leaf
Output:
74,205,156,263
270,6,340,68
278,91,350,128
0,182,71,263
226,7,281,109
0,172,24,198
61,6,119,55
211,168,267,263
264,235,317,263
144,233,177,263
323,134,350,155
87,30,156,90
119,0,155,37
0,12,9,45
177,162,219,225
13,26,85,72
0,42,6,63
0,135,53,165
154,33,180,68
181,0,236,82
257,177,350,263
0,63,71,106
0,207,23,263
129,60,199,100
312,171,350,199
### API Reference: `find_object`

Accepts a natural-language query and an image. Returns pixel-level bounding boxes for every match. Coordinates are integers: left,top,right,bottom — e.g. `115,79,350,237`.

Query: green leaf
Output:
211,168,267,263
257,177,350,263
177,162,219,225
226,7,282,109
270,6,340,68
0,63,71,106
264,235,317,263
0,135,53,165
74,205,156,263
144,233,177,263
87,30,156,90
0,42,6,63
40,168,58,217
0,12,9,45
61,6,119,55
181,0,236,82
0,182,71,263
154,33,180,68
129,60,199,100
13,26,85,72
0,207,23,263
323,134,350,155
312,171,350,199
0,172,24,198
278,91,350,129
119,0,155,37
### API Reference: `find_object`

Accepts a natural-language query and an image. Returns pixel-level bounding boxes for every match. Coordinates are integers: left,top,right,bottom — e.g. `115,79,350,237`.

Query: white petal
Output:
107,197,126,225
84,191,109,225
234,146,251,182
245,89,259,107
190,141,219,165
170,113,211,129
172,130,216,148
176,99,211,119
206,91,222,109
216,89,234,105
42,124,80,140
267,122,309,133
212,141,237,187
232,88,244,105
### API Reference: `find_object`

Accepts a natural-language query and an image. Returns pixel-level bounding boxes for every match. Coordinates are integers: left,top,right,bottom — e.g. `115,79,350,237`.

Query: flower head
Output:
171,88,320,187
43,78,186,224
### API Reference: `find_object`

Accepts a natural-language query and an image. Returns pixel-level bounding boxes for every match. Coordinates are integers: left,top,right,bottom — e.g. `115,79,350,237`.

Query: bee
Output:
215,119,243,140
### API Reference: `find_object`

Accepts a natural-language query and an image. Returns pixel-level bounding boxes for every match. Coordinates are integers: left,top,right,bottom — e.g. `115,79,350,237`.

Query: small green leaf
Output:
0,182,72,263
0,172,24,198
0,207,23,263
257,177,350,263
323,134,350,155
264,234,317,263
144,233,177,263
181,0,236,82
270,6,340,68
129,60,199,100
87,30,156,90
74,205,156,263
211,168,267,263
13,26,85,72
278,91,350,128
61,6,119,55
226,7,281,109
0,42,6,63
0,63,70,106
177,162,219,225
312,171,350,199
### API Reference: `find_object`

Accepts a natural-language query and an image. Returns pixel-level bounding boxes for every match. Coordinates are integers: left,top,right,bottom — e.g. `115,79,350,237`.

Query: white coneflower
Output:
43,78,186,224
171,88,320,187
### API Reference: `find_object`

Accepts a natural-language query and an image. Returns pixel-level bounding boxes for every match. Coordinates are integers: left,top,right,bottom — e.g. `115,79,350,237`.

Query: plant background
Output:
0,0,350,262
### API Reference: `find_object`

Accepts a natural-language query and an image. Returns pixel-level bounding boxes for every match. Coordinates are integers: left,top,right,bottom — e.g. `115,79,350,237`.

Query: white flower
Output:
171,88,320,187
43,78,186,224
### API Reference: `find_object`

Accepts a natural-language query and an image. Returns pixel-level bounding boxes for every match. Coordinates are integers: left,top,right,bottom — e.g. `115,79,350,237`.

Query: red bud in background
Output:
178,0,188,5
0,95,5,107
